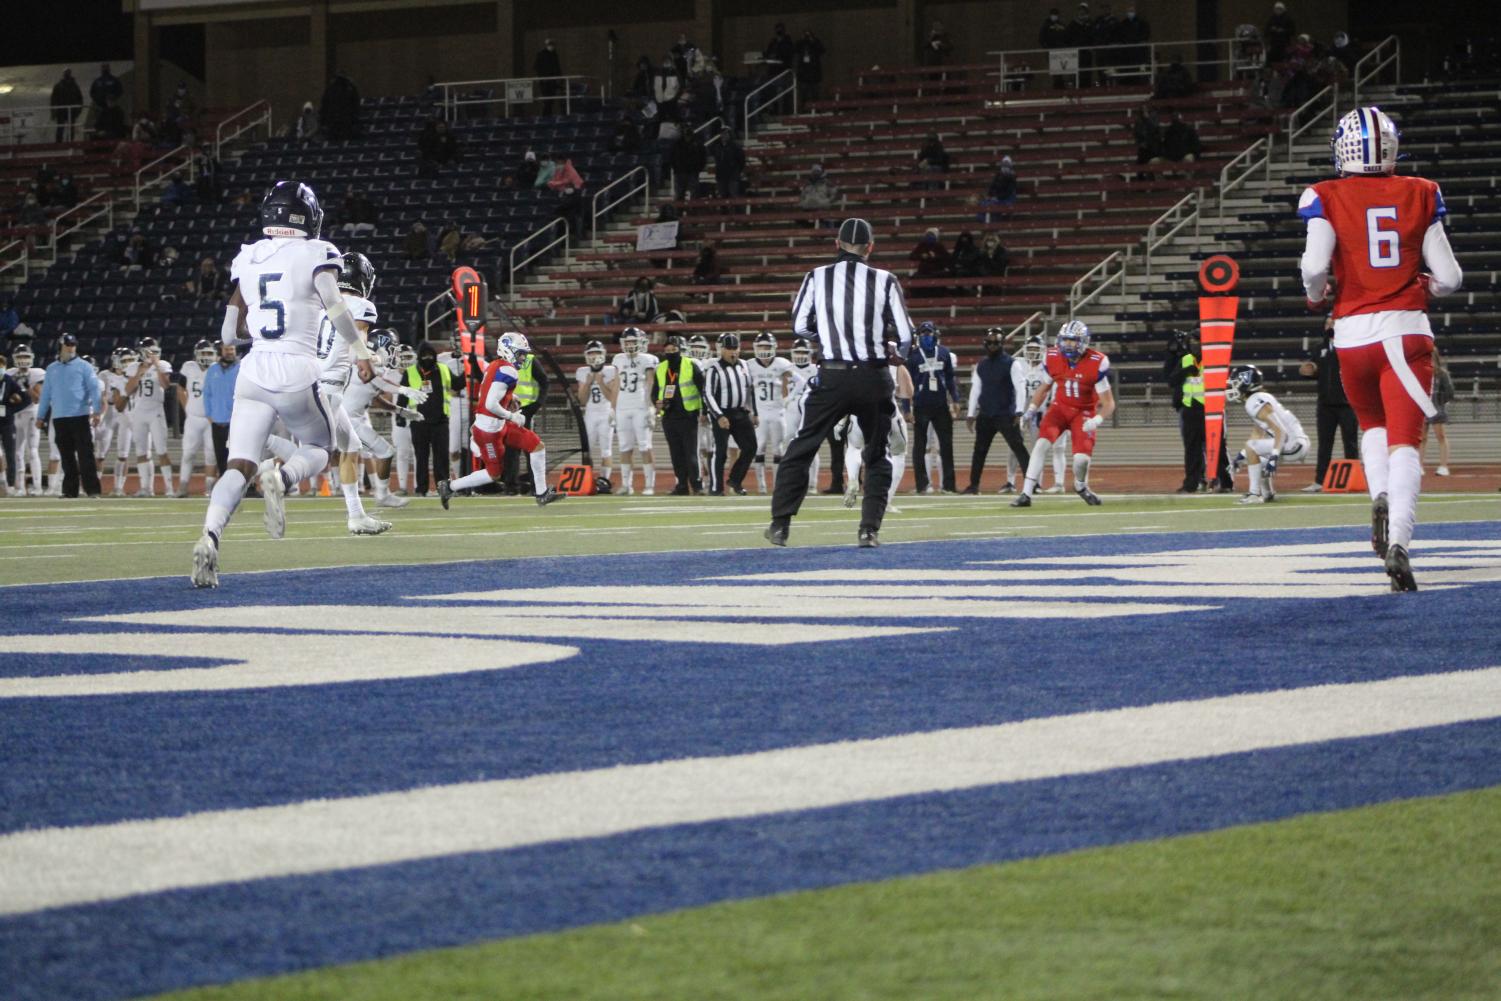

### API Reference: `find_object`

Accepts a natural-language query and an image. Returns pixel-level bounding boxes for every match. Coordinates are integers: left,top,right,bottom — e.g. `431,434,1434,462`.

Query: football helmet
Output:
80,354,97,372
495,342,517,367
1022,334,1045,366
497,331,530,361
753,331,776,361
790,337,812,365
367,328,399,370
717,331,740,351
1056,320,1090,361
621,326,645,356
259,180,323,239
137,336,161,359
336,252,376,299
688,335,711,361
194,339,217,368
12,345,33,369
1332,106,1399,177
109,347,132,374
396,344,418,369
1226,364,1264,402
584,339,606,370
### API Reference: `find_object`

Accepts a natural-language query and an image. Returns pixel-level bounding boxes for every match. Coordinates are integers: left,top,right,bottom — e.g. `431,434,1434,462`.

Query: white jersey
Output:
101,371,128,419
317,293,378,387
1023,361,1051,403
342,367,401,418
611,351,658,411
4,368,43,414
125,360,173,416
785,362,817,404
179,360,210,419
231,235,342,360
749,356,794,413
576,365,618,417
1245,391,1306,444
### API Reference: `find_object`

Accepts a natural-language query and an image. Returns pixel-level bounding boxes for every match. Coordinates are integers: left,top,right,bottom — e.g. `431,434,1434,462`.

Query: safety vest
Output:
1180,353,1205,407
513,356,540,407
655,356,701,412
407,363,451,416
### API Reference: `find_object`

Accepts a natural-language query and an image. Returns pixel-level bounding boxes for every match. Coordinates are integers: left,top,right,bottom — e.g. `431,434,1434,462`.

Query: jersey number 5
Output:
1366,207,1400,269
258,273,286,338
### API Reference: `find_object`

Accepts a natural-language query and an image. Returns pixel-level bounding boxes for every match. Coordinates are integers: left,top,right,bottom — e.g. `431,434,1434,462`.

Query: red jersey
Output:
1299,175,1445,318
1044,347,1110,412
476,357,519,420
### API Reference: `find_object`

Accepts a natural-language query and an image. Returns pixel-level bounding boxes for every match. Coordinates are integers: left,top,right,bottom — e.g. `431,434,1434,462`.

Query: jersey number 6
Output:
258,272,286,338
1366,207,1400,269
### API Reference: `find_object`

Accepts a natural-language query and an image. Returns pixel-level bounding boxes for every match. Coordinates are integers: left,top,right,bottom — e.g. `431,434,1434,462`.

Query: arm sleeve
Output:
313,270,372,359
220,302,240,344
791,272,817,336
966,365,981,417
1422,220,1463,296
884,277,915,357
1299,189,1336,304
1011,361,1028,413
485,371,517,416
944,352,960,402
693,364,707,398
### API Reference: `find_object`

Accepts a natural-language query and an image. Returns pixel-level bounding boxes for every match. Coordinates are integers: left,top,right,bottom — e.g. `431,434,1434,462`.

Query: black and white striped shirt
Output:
790,252,915,363
705,358,757,417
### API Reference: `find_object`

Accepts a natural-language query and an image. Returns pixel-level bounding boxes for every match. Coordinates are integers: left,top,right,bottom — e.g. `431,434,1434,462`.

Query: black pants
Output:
825,422,848,491
411,420,449,495
211,422,231,476
773,364,895,531
52,415,101,497
1,423,14,487
1314,402,1360,484
711,409,757,491
968,414,1029,488
662,411,700,491
1180,406,1232,489
913,402,956,492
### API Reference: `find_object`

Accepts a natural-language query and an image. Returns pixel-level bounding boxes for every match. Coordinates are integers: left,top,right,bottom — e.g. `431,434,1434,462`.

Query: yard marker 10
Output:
1197,254,1240,483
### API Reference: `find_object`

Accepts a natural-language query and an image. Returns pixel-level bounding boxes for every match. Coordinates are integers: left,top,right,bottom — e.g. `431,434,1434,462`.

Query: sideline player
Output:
5,344,44,495
391,343,418,494
1299,105,1463,591
437,332,565,508
1226,364,1310,504
123,336,174,497
841,349,914,512
575,339,618,489
1010,320,1114,507
93,348,127,483
175,340,217,496
782,337,820,490
748,332,793,494
105,347,137,495
611,327,658,495
190,180,376,587
688,335,714,478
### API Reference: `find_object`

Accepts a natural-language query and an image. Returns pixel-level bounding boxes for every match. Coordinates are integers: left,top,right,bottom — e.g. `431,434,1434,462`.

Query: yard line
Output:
3,666,1499,918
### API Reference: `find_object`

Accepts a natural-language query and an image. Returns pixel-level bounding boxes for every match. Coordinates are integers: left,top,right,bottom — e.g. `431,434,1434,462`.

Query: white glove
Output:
1082,415,1103,433
506,410,527,426
395,406,422,422
1023,407,1039,425
404,386,430,406
647,409,659,430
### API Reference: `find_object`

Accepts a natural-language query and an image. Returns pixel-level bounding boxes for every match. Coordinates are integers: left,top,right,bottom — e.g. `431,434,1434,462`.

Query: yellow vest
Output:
1181,354,1205,407
514,356,540,407
407,364,451,416
655,357,701,412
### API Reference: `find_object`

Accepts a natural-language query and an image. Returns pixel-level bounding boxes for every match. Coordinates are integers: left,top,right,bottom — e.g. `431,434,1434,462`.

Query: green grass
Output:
155,786,1501,1001
3,491,1499,587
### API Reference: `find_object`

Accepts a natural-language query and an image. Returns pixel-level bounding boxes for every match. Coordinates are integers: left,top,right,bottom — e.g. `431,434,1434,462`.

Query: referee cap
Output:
837,217,874,246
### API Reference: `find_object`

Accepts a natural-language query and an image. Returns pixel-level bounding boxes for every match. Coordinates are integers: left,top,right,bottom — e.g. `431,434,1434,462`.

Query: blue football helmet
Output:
1226,364,1264,402
259,180,323,239
1056,320,1090,361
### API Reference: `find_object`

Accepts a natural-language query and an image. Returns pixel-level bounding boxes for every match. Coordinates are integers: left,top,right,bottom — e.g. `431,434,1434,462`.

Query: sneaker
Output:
190,533,219,589
1385,543,1418,592
620,482,633,496
764,522,788,547
842,483,858,509
1301,482,1323,493
1010,493,1032,508
348,514,392,535
257,459,286,540
1237,492,1266,505
1436,465,1451,477
998,483,1015,495
1371,493,1389,558
643,487,655,496
1042,484,1064,494
857,527,880,548
376,493,410,508
536,487,567,507
437,479,454,510
1076,486,1103,506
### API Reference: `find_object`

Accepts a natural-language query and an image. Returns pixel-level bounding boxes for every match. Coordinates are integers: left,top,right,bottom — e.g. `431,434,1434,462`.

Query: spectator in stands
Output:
671,131,706,199
517,150,540,187
90,64,122,114
907,228,952,297
980,232,1010,276
131,113,158,144
161,176,194,207
555,185,585,237
339,191,377,236
950,232,985,278
1264,2,1296,63
159,100,189,147
17,192,45,227
1330,31,1359,75
1039,7,1068,52
1115,5,1151,71
319,70,361,141
535,38,564,115
193,146,222,203
171,81,197,120
610,111,641,153
692,245,723,285
763,23,795,77
1153,54,1196,99
403,221,429,261
0,300,18,341
51,69,83,143
618,278,662,325
35,164,59,206
714,131,746,199
121,230,155,271
294,101,318,140
417,118,458,177
630,56,655,99
533,151,557,188
654,58,683,106
797,163,839,223
437,220,461,259
94,97,126,141
1133,104,1163,174
923,20,953,67
546,155,584,193
795,30,827,102
979,155,1018,218
1162,112,1202,162
1089,3,1119,83
916,133,951,175
1279,35,1319,107
1064,4,1095,84
186,255,228,302
672,33,699,79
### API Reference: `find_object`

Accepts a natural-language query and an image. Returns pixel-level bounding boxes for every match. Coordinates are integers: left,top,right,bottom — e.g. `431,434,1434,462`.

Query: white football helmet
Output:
1056,320,1090,360
397,345,418,369
1022,334,1045,367
688,335,711,362
12,345,34,370
1332,106,1398,176
497,331,530,360
584,340,606,370
495,343,517,367
753,332,776,362
194,339,217,368
621,326,644,357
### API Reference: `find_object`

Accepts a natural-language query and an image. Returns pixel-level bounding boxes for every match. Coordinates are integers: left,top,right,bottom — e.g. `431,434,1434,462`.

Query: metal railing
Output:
1004,310,1047,345
434,75,594,122
1354,35,1401,104
1217,136,1271,209
1287,84,1337,161
591,166,649,244
424,288,456,340
986,36,1263,94
1143,190,1200,278
1068,249,1128,318
0,103,86,145
508,217,569,304
0,240,28,283
694,115,726,152
133,144,194,209
43,191,112,264
744,70,796,141
215,100,272,160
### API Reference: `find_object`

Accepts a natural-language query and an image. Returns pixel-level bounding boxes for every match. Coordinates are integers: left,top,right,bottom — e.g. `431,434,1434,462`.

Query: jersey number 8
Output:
1366,207,1400,269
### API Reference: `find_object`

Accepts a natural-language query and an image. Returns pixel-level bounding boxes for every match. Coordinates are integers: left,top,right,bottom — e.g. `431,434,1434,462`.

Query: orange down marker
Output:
1197,255,1240,483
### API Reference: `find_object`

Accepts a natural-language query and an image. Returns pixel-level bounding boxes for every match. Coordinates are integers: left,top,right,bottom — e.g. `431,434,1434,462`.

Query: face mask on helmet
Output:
1056,321,1089,360
585,343,606,370
13,348,33,369
754,336,775,361
195,341,217,367
398,346,418,368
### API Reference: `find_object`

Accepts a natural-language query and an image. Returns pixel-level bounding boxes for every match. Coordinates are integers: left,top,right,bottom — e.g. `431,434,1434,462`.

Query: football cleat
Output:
257,459,287,539
437,479,454,510
1371,492,1390,558
842,483,858,509
642,487,655,496
1238,492,1266,505
1042,484,1064,494
190,533,219,589
347,514,392,535
1010,493,1032,508
535,487,567,507
764,522,789,547
1076,486,1103,506
1385,544,1417,592
1301,482,1323,493
376,492,409,508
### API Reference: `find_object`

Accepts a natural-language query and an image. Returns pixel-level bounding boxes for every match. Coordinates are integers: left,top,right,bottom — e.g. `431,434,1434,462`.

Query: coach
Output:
768,217,914,548
964,327,1029,493
203,342,239,480
34,332,101,497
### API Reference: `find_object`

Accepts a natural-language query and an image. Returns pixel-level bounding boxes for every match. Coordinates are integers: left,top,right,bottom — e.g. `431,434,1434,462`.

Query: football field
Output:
2,490,1500,1001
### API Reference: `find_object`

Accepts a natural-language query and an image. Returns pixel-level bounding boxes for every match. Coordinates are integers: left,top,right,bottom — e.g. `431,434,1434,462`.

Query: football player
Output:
1018,333,1068,493
841,348,914,513
1011,320,1114,507
783,336,820,491
121,336,174,497
174,340,218,496
575,339,618,488
438,332,565,508
104,347,136,496
1300,105,1463,591
1226,365,1310,504
4,344,44,495
688,335,714,479
93,348,126,479
391,343,418,494
748,332,793,494
191,180,377,587
337,327,426,512
611,326,659,495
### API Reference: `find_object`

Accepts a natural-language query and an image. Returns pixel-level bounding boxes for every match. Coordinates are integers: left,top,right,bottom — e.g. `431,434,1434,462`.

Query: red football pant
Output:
1038,405,1097,456
470,422,542,478
1337,335,1434,448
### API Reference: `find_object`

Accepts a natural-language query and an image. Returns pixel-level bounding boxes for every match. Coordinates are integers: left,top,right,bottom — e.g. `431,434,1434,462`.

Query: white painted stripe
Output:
3,667,1500,917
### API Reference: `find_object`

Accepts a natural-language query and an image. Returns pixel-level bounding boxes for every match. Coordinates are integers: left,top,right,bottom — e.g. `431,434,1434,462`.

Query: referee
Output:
768,217,914,547
705,332,758,495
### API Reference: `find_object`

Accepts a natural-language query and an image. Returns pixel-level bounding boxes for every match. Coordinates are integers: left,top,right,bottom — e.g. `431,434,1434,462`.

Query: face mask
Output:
985,343,1002,356
920,335,938,353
